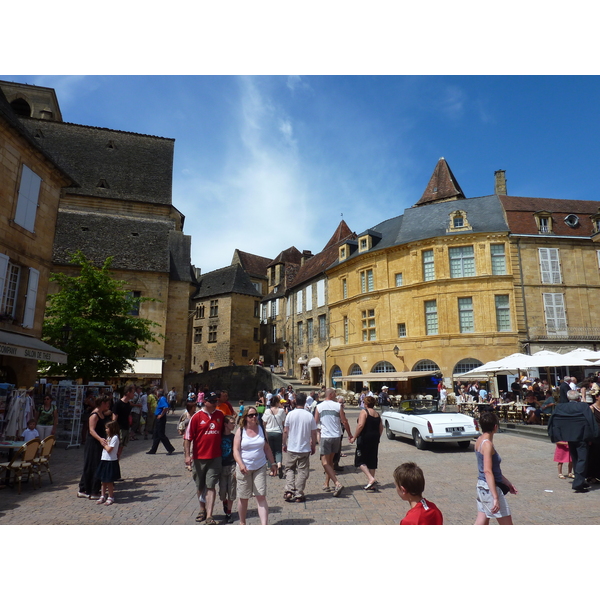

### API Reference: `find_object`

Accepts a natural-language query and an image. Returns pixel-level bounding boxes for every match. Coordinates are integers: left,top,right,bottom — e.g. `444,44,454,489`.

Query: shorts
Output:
119,428,130,447
192,457,222,492
236,463,268,499
476,480,511,518
219,463,236,502
320,436,341,456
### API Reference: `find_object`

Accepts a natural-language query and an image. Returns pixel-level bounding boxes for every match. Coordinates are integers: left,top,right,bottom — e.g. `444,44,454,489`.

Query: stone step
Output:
499,422,552,443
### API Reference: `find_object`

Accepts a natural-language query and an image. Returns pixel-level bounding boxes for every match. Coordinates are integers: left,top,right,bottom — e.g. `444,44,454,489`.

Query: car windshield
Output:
394,399,439,415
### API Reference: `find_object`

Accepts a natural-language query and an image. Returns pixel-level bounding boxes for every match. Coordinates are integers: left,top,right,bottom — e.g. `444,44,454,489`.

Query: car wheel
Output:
412,429,426,450
385,421,395,440
457,440,471,449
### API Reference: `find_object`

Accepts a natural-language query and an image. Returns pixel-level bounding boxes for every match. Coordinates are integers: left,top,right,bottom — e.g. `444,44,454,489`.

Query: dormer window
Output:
534,211,553,234
592,212,600,234
447,210,471,232
358,235,372,253
340,246,346,260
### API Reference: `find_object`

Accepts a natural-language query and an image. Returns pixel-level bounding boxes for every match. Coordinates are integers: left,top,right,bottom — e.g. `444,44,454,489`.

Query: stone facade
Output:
325,159,600,395
0,89,72,386
191,264,262,371
0,81,194,393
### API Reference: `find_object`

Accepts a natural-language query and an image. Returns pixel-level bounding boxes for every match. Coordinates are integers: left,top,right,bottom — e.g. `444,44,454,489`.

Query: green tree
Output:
40,251,160,382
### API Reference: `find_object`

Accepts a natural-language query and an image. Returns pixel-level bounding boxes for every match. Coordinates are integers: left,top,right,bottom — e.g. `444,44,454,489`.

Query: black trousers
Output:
149,416,175,453
568,441,589,489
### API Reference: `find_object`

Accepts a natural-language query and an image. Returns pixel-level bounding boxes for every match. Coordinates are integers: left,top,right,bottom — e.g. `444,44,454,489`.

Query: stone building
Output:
260,247,306,371
0,88,72,386
326,159,600,395
499,192,600,359
283,221,355,384
0,80,193,392
191,263,262,371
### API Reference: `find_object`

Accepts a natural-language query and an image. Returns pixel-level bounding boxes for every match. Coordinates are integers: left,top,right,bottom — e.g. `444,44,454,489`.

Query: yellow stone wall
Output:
511,237,600,353
191,294,260,371
327,232,521,388
0,119,70,387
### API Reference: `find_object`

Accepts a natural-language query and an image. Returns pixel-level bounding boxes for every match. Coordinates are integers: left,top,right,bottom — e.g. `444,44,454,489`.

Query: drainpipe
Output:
516,237,530,350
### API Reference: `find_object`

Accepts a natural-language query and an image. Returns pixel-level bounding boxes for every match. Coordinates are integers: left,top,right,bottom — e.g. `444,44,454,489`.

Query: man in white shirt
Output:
282,393,317,502
315,388,352,497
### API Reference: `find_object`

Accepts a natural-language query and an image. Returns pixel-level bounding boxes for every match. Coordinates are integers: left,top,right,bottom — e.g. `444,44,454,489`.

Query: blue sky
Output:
3,74,600,274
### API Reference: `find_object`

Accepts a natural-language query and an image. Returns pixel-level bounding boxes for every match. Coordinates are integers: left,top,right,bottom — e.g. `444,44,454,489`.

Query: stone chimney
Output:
494,170,507,195
300,250,313,266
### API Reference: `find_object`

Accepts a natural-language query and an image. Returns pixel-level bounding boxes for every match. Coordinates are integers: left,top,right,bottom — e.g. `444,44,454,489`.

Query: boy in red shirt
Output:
393,462,443,525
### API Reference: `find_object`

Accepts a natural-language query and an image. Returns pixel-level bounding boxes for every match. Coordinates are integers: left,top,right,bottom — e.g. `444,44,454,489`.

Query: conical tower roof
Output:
415,157,465,206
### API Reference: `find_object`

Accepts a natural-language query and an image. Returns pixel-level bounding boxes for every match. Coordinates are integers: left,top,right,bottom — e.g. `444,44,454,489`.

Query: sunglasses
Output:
247,413,258,418
205,399,217,403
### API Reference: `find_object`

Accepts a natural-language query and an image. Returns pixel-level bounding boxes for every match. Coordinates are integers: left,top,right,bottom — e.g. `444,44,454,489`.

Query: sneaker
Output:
77,492,90,499
90,495,102,500
224,513,232,524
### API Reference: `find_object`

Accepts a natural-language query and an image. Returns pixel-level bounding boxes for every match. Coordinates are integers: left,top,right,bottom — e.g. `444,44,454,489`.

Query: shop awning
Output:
0,330,67,364
337,370,439,382
308,357,322,367
121,358,163,376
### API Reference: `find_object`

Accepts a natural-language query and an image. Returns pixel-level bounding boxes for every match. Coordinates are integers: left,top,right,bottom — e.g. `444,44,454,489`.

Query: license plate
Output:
446,426,465,433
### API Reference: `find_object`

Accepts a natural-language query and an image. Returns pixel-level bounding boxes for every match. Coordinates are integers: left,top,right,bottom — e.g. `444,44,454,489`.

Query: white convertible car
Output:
382,399,480,450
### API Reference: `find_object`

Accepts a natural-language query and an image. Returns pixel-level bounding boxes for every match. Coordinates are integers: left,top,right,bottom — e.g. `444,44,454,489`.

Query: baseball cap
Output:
205,392,219,403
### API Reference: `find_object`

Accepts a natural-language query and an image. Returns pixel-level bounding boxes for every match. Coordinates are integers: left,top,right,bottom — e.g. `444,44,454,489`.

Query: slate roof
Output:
231,249,272,279
415,157,465,206
266,247,304,268
499,195,600,237
291,221,355,288
192,264,262,300
18,118,174,205
53,210,177,273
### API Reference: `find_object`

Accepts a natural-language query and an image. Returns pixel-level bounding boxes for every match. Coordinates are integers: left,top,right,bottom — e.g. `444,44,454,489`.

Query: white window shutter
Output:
14,166,41,232
22,267,39,328
317,279,326,307
306,285,312,311
0,253,9,305
539,248,551,284
297,289,302,314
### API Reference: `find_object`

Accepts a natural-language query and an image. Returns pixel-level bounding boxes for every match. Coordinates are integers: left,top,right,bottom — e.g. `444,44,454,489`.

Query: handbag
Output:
497,481,510,495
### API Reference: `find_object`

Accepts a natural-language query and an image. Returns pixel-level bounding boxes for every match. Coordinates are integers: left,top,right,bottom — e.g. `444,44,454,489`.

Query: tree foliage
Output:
40,251,160,382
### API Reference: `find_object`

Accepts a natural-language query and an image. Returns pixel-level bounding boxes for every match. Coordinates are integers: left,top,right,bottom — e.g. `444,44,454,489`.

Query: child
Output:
95,420,121,506
237,400,245,426
219,415,237,522
178,401,198,470
554,440,573,479
393,462,443,525
21,419,40,442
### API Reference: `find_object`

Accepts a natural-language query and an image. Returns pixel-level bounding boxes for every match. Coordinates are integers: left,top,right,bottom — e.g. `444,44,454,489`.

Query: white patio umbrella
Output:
462,353,529,376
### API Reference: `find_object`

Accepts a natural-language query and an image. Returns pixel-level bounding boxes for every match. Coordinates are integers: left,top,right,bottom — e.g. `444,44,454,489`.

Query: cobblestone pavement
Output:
1,406,599,526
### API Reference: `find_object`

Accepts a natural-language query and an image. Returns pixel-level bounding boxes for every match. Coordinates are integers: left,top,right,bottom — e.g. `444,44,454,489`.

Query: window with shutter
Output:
539,248,562,284
543,293,567,335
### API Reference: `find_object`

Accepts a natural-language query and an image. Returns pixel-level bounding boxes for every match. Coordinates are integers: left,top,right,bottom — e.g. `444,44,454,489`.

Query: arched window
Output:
413,359,440,372
371,361,396,373
10,98,31,117
453,358,483,374
349,364,362,376
330,365,342,380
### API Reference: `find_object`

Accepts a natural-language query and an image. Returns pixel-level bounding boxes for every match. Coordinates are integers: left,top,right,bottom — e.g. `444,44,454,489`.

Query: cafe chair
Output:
0,439,41,494
32,435,56,486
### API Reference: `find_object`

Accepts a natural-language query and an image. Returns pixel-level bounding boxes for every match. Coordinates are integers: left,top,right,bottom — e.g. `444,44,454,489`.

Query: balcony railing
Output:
529,326,600,341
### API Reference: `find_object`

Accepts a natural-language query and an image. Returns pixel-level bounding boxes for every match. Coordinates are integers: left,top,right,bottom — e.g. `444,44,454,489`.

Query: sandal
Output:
558,474,567,479
322,485,331,493
195,510,207,523
568,472,575,479
293,495,305,502
104,497,115,506
284,491,294,501
204,518,218,525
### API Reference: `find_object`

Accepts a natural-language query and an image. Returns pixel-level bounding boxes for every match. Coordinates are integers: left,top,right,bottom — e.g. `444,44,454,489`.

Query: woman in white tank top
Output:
234,406,278,524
